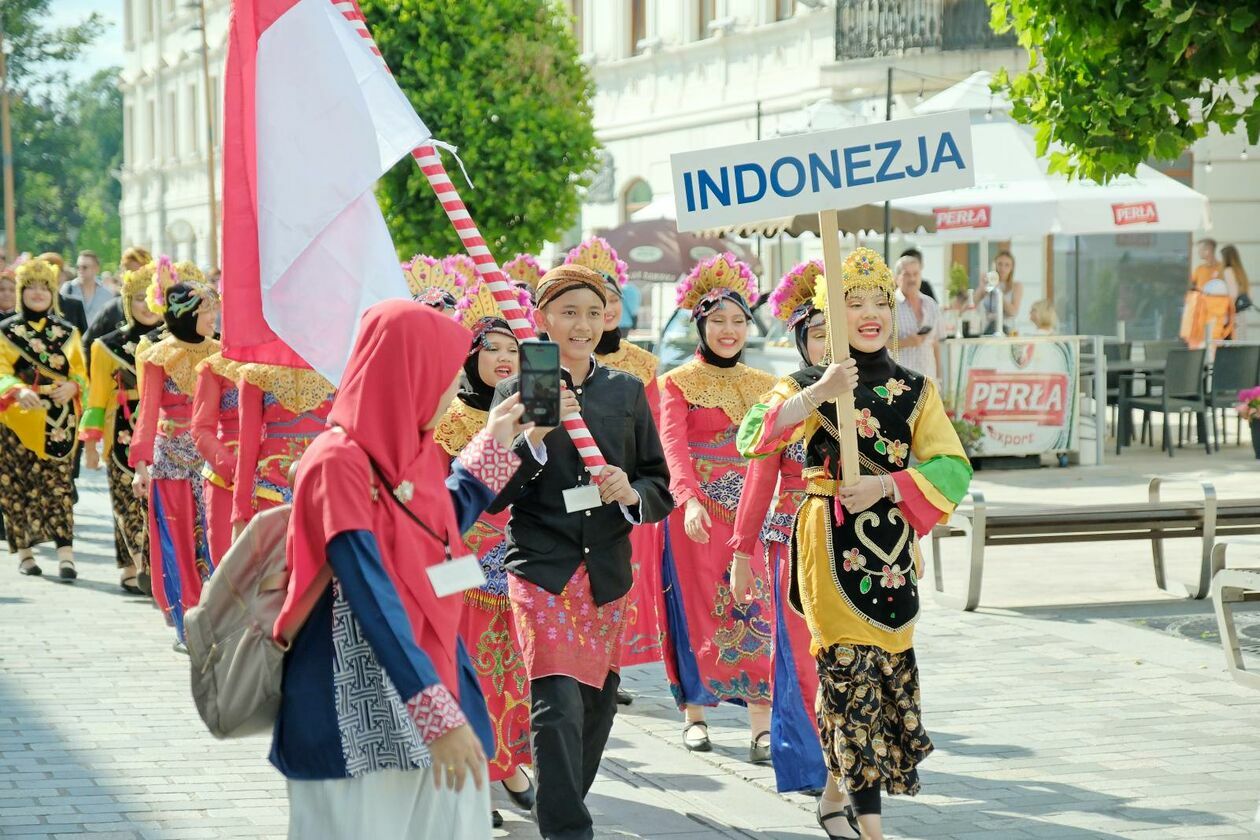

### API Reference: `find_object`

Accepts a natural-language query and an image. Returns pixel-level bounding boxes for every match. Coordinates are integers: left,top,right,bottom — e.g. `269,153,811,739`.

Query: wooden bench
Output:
928,478,1260,611
1210,537,1260,691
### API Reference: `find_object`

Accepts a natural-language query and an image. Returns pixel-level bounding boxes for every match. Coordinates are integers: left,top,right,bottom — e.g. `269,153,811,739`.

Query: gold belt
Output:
159,418,189,436
805,477,841,497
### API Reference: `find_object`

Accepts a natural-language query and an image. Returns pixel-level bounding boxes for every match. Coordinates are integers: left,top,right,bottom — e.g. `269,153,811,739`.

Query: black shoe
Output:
18,558,42,576
58,561,77,581
136,571,152,596
502,772,536,810
816,800,861,840
491,809,504,829
616,688,634,706
682,720,711,752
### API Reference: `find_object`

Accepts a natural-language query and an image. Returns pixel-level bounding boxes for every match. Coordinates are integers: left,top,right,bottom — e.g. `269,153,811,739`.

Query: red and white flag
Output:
220,0,428,382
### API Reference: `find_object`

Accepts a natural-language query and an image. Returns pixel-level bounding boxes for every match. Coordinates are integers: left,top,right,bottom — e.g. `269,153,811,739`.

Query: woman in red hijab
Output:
272,300,535,839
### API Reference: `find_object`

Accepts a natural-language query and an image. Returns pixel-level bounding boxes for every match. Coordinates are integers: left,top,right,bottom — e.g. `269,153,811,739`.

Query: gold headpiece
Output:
504,254,545,291
812,248,896,313
121,262,155,299
768,259,824,325
14,258,59,294
445,254,478,288
455,278,531,332
565,237,628,288
675,252,758,314
404,254,465,306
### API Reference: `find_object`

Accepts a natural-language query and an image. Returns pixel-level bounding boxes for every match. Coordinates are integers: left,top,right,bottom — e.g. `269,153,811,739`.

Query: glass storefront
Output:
1053,233,1191,339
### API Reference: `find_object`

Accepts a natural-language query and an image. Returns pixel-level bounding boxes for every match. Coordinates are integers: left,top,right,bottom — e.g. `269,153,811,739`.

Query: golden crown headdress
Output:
14,258,59,293
503,254,545,291
455,278,531,332
121,262,155,299
445,254,478,288
812,247,896,314
675,252,759,314
565,237,628,288
768,259,824,326
404,254,466,306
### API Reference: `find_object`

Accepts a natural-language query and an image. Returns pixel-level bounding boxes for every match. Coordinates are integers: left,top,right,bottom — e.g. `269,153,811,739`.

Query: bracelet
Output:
877,473,889,499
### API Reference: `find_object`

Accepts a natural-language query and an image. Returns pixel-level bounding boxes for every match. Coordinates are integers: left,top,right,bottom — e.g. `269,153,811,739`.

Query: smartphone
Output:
519,341,562,428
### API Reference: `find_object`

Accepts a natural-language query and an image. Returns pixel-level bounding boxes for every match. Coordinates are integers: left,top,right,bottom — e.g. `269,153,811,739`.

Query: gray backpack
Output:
185,504,326,739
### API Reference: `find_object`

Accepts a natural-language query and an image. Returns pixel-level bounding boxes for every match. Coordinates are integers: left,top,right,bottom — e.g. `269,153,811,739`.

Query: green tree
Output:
988,0,1260,182
361,0,599,259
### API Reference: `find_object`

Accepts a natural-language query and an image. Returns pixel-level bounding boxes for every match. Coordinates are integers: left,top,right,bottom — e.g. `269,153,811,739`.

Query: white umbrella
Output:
889,74,1209,239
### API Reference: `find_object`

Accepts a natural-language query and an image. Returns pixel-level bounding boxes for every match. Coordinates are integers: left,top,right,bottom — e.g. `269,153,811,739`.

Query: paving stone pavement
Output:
3,455,1260,839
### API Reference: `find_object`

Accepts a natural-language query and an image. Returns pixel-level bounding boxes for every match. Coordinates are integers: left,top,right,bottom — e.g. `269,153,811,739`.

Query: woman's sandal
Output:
816,800,862,840
58,559,77,581
120,566,143,595
748,730,772,764
18,557,42,576
682,720,712,752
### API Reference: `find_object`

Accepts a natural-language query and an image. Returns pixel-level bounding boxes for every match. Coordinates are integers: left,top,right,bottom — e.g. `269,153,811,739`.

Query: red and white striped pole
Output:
334,0,607,476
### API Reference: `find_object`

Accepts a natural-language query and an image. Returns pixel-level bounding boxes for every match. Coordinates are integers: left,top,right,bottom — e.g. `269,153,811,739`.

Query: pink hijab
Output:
278,300,472,692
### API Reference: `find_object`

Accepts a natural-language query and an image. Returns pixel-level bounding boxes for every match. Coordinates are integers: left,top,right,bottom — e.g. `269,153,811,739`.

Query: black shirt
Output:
488,361,672,605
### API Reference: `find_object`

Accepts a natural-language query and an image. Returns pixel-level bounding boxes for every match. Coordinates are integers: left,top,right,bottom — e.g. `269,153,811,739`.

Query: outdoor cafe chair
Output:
1121,347,1211,457
1138,338,1183,364
1207,343,1260,448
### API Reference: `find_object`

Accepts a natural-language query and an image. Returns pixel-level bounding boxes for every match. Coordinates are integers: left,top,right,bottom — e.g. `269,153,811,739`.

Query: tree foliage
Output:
360,0,599,259
988,0,1260,182
1,0,121,264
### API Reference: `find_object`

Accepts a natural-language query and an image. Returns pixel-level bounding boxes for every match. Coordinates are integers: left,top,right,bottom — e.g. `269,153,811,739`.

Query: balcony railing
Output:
835,0,1017,60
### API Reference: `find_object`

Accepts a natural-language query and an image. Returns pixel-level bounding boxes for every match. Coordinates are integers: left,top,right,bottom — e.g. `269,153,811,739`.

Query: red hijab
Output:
278,300,472,692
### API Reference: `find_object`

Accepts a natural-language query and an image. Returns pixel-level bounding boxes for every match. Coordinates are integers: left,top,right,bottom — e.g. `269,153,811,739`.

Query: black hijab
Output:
595,328,621,355
163,282,208,343
458,317,515,412
694,290,752,369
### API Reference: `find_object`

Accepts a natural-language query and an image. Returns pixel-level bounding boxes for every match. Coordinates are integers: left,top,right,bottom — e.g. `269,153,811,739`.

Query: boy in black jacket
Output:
489,264,671,840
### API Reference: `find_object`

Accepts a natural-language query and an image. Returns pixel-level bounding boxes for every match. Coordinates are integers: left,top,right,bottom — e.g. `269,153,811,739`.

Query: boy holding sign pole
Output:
738,248,972,840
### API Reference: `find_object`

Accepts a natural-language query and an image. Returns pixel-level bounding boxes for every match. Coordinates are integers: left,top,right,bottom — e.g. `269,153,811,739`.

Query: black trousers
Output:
530,670,620,840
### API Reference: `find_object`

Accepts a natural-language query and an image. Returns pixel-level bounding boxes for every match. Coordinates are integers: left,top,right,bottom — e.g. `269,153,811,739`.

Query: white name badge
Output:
427,555,486,598
563,484,603,514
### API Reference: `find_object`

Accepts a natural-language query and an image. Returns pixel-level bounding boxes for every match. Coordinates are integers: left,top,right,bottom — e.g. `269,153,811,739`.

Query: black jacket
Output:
488,362,672,605
82,296,127,372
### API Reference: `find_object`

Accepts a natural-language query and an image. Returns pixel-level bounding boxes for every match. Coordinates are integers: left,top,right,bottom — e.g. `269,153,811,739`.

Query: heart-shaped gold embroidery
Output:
854,508,911,570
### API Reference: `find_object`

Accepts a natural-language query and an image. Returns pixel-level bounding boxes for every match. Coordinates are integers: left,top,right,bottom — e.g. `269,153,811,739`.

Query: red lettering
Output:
1111,201,1158,226
934,205,991,230
964,370,1070,425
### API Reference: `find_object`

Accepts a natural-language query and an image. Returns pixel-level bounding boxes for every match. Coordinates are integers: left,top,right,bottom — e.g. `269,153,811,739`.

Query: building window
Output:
123,104,134,167
188,82,200,154
622,178,652,221
146,99,156,161
166,90,179,158
698,0,718,38
123,0,134,43
774,0,795,21
211,75,221,147
567,0,584,53
630,0,646,55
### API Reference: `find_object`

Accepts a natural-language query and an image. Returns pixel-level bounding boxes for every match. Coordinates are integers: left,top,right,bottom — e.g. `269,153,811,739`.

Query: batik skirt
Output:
815,643,933,797
148,431,213,642
661,513,774,709
459,591,532,782
0,426,75,551
107,457,148,572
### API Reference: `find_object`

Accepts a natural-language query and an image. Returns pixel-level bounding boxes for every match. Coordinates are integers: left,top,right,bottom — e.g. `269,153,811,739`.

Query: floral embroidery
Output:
855,408,881,438
28,338,46,354
843,548,867,572
873,378,911,405
47,325,66,340
49,353,65,368
117,430,132,446
393,480,415,503
880,565,907,588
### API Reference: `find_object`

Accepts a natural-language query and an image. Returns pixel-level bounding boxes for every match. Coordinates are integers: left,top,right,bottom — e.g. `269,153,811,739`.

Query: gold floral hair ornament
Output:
404,254,465,310
565,237,628,293
504,254,545,291
813,247,898,359
768,259,824,327
14,258,62,315
445,254,478,288
145,256,180,314
455,277,531,332
121,261,155,300
676,252,758,317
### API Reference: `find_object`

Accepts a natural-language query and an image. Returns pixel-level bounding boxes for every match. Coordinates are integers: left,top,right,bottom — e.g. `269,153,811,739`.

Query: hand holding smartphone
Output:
519,341,562,428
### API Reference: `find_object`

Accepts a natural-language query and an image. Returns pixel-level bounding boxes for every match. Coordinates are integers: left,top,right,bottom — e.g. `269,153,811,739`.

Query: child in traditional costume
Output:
274,301,533,839
658,252,776,761
229,362,334,535
0,259,88,579
79,260,165,592
191,350,242,563
739,248,972,840
405,254,466,314
567,237,666,679
435,279,536,828
130,261,219,645
488,264,673,840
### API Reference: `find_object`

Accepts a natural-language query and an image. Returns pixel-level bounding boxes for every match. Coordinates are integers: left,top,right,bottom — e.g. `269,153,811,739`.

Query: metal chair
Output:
1208,344,1260,447
1139,339,1183,364
1123,347,1211,456
1104,341,1132,434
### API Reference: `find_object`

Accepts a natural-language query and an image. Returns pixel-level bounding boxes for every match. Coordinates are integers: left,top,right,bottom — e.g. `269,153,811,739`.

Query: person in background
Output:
983,250,1022,335
100,271,119,294
620,280,642,335
0,269,16,317
1029,300,1058,335
83,247,153,369
898,248,936,301
1191,238,1222,291
61,250,119,331
36,253,88,336
894,255,941,381
1221,245,1251,340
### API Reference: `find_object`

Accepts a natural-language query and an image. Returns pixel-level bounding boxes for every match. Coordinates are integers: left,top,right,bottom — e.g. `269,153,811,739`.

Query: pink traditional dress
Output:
659,358,777,707
230,364,334,528
191,353,241,564
131,334,217,641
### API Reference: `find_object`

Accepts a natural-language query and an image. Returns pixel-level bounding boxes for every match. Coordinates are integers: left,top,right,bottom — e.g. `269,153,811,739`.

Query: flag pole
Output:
335,0,608,477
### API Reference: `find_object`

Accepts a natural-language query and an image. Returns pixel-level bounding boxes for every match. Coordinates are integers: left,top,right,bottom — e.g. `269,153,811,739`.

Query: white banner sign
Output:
670,111,975,232
943,337,1081,458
